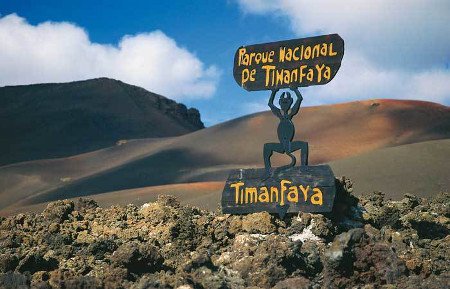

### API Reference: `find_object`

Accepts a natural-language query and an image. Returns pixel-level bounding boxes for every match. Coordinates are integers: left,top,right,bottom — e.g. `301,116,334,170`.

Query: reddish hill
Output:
0,99,448,214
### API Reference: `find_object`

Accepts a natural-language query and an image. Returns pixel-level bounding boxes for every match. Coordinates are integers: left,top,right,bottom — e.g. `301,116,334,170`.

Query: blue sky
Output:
1,1,449,125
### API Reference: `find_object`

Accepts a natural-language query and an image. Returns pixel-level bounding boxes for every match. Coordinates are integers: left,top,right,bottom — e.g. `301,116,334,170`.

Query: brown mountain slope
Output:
0,78,204,165
0,99,448,214
2,139,449,216
329,139,450,197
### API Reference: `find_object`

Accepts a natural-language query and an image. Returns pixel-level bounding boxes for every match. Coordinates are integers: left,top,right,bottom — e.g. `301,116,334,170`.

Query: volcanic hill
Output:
0,78,204,165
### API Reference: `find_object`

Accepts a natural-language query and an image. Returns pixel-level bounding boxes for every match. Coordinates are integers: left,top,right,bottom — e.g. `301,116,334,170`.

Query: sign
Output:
222,165,336,218
222,33,343,218
233,34,344,91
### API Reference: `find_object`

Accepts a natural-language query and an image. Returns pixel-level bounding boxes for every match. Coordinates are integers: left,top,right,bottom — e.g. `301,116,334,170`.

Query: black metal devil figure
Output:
263,87,308,178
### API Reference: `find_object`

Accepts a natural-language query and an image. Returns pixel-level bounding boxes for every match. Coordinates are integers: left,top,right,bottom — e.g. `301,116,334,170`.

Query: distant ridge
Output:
0,78,204,165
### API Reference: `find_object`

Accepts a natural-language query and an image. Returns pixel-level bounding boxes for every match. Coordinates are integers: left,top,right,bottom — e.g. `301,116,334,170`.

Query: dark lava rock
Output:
299,241,323,275
62,276,102,289
353,242,406,285
17,252,58,274
0,180,448,288
324,228,365,270
272,276,312,289
75,198,99,212
42,200,74,222
110,242,163,275
0,253,19,272
88,238,118,260
241,212,277,234
0,271,30,289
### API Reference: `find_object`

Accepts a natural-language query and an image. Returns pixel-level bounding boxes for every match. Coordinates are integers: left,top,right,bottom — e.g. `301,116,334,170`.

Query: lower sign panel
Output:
221,165,336,217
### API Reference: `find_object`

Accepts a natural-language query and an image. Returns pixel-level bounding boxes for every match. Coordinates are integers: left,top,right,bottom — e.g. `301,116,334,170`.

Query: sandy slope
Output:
0,181,224,216
2,139,449,215
0,99,448,214
329,139,450,199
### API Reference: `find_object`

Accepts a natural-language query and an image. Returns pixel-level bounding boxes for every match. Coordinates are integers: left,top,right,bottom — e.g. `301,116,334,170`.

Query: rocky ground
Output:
0,178,448,289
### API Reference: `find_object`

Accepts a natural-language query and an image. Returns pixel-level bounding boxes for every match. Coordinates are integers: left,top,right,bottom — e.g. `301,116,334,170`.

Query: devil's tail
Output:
287,151,296,167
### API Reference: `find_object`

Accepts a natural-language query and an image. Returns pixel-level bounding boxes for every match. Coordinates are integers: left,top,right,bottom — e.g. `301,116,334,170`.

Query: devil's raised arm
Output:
268,89,277,106
291,86,303,101
289,87,302,117
268,89,282,118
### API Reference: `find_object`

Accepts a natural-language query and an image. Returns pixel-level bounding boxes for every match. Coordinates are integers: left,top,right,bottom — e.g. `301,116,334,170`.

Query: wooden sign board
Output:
233,34,344,91
221,165,336,218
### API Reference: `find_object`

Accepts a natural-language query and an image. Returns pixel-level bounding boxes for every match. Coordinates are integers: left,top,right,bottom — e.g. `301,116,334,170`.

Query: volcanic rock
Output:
0,179,448,288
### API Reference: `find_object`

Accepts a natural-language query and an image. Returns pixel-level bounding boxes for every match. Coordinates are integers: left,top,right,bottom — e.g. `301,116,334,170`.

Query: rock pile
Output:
0,178,448,288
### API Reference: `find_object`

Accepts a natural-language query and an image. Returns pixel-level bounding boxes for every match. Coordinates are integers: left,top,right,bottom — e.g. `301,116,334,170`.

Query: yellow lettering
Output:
238,47,247,66
304,46,311,59
261,52,268,63
320,43,327,56
285,48,292,61
249,52,256,64
291,69,298,83
311,188,323,205
315,64,325,82
299,185,310,201
241,68,250,85
329,43,337,56
283,70,290,84
259,187,269,202
231,182,244,204
292,47,300,60
269,50,275,62
287,186,299,203
255,53,262,64
276,69,284,86
312,44,320,59
299,65,307,83
262,65,276,87
270,187,279,203
249,69,256,82
324,66,331,80
280,180,291,206
307,68,314,81
279,47,286,62
245,187,258,203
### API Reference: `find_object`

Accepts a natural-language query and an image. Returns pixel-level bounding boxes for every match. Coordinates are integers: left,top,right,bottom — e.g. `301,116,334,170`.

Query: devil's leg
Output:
263,142,284,176
290,141,309,166
301,141,309,165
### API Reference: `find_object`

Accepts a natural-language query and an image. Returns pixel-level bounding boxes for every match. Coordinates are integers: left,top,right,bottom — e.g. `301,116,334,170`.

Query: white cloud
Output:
237,0,450,105
0,14,219,100
237,0,279,14
243,100,270,114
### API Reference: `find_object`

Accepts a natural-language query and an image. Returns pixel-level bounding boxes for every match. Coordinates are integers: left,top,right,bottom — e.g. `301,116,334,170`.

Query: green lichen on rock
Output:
0,180,448,289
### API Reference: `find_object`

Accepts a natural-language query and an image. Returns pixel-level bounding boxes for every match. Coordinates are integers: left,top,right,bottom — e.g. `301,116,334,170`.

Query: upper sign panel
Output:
233,34,344,91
